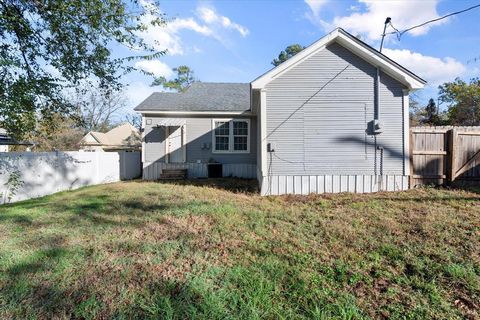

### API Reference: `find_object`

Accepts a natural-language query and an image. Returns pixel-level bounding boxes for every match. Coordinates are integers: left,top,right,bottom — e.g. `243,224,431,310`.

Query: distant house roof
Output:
80,123,140,150
0,128,33,146
134,82,251,113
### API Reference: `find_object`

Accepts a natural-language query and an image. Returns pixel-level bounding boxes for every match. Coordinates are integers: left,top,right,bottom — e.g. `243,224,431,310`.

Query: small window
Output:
233,121,248,151
214,121,230,151
213,119,250,153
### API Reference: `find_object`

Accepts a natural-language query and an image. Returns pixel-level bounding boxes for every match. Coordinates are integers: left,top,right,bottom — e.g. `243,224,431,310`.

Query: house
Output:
0,128,34,152
79,123,141,152
0,129,9,152
135,28,426,195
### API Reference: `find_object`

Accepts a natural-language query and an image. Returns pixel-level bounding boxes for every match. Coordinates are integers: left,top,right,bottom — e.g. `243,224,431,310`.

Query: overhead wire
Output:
384,4,480,40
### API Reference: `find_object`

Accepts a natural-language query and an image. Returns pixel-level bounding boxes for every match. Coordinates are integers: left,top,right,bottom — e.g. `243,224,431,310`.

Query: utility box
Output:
368,119,383,135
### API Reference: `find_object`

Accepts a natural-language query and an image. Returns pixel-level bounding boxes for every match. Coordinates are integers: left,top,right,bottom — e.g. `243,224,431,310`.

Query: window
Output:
214,121,230,151
213,119,250,153
233,121,248,151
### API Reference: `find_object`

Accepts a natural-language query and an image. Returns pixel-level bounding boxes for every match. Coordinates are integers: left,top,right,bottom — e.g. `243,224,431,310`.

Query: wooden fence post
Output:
448,128,457,184
409,129,414,188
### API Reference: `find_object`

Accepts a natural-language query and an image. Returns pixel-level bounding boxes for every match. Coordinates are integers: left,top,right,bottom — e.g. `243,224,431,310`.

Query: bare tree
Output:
73,85,127,132
123,113,142,130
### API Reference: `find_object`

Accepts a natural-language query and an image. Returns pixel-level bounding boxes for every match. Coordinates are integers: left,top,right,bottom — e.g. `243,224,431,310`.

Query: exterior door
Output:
167,126,185,163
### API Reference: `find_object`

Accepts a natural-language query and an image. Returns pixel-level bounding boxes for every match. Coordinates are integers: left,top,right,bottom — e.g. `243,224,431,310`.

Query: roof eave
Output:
251,28,426,90
335,31,426,90
136,110,255,116
251,29,339,89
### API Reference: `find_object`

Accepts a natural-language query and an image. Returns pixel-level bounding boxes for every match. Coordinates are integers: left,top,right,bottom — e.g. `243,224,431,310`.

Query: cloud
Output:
197,6,249,37
124,81,160,110
383,48,466,86
304,0,329,17
137,1,248,56
138,15,213,55
134,60,173,78
307,0,447,42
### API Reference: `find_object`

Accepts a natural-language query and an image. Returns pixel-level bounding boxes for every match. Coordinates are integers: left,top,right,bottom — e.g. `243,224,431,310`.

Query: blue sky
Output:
122,0,480,111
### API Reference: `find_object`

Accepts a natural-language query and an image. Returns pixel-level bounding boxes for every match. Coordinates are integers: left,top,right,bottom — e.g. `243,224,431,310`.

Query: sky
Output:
120,0,480,112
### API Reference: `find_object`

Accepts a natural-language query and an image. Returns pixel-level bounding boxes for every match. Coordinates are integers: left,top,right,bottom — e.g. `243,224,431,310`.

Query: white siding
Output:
142,162,256,180
261,175,408,196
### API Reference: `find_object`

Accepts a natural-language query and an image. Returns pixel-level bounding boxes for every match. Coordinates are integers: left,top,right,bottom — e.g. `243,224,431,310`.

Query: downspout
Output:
374,67,382,177
374,67,380,122
374,18,390,184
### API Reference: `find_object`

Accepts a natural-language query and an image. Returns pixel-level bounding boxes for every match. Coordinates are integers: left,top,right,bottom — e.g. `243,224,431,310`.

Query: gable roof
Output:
80,123,140,148
134,82,251,113
251,28,426,90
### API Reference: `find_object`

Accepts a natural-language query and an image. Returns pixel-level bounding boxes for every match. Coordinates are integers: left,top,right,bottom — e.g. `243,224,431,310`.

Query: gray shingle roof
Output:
134,82,251,112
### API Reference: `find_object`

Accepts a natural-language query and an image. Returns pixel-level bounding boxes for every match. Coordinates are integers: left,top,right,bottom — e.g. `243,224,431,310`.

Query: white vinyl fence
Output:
0,151,141,204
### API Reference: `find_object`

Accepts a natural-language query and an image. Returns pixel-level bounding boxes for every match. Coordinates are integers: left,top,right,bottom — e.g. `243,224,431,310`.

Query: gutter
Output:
138,110,256,117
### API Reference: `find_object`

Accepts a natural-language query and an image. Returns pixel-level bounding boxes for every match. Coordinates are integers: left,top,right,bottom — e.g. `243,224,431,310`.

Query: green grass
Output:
0,180,479,319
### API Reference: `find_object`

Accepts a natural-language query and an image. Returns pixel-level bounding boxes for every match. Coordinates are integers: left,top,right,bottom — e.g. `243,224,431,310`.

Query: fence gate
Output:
410,126,480,187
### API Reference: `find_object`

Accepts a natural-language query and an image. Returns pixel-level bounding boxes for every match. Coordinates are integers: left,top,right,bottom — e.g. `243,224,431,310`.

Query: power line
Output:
387,22,401,40
385,3,480,40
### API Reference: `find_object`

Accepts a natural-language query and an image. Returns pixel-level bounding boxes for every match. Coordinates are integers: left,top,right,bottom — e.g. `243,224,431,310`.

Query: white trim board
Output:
211,118,251,154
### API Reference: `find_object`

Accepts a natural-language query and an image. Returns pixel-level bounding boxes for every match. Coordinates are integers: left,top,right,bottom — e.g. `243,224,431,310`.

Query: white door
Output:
167,126,185,163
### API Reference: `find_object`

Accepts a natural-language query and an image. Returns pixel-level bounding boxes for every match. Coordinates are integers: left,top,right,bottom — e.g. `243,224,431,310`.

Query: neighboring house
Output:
0,129,8,152
135,28,426,195
0,128,34,152
79,123,141,152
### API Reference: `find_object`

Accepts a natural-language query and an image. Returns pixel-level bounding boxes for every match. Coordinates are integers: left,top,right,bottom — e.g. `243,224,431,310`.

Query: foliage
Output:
424,98,437,124
271,44,305,66
2,169,23,203
0,0,165,139
123,113,142,130
26,113,84,151
409,95,423,126
151,65,195,92
0,181,479,319
72,85,127,132
439,78,480,125
410,96,449,126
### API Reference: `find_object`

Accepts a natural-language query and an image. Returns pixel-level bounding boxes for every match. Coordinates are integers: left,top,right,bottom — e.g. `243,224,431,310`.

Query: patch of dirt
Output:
454,296,479,320
100,215,243,282
146,215,213,241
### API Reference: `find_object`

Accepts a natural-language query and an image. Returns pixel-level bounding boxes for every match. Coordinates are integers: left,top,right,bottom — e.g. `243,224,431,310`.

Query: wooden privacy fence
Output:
410,126,480,187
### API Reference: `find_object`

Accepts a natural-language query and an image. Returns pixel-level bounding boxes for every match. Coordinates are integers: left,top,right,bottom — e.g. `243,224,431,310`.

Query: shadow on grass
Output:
157,178,259,194
0,214,33,225
1,192,182,229
1,234,75,318
56,197,180,228
122,200,171,212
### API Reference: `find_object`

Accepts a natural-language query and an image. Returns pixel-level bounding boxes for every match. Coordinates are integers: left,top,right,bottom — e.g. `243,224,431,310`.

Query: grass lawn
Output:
0,180,479,319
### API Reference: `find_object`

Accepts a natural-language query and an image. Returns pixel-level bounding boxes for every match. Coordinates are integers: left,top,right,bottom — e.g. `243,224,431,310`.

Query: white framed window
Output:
212,119,250,153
